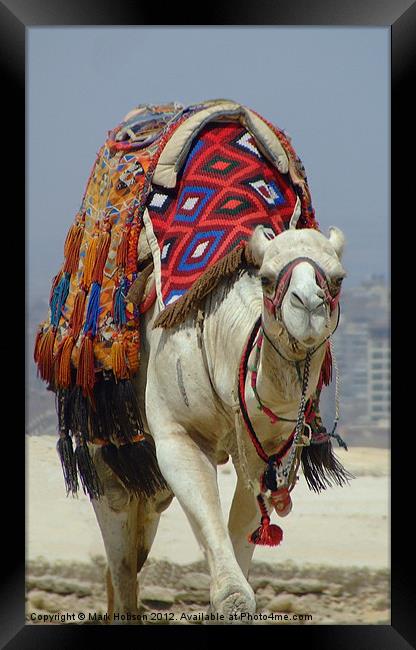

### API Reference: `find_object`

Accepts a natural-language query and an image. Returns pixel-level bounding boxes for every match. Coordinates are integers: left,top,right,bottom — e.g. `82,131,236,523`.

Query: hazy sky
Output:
28,27,389,300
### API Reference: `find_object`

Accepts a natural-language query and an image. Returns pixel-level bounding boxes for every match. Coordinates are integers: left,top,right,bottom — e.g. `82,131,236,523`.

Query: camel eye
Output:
261,276,274,292
329,275,344,294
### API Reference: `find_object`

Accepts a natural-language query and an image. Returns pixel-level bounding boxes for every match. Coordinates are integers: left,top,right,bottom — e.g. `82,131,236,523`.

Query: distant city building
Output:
333,321,369,421
367,323,390,426
332,275,390,445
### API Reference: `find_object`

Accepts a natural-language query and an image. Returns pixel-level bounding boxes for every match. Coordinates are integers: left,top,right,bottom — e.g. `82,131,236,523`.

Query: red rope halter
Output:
237,256,341,546
263,256,341,317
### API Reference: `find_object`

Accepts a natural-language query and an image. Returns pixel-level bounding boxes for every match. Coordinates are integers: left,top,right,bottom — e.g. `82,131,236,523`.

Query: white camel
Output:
89,223,347,622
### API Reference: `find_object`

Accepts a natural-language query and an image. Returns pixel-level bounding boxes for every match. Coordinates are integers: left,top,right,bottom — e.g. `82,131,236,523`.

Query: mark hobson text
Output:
28,611,313,624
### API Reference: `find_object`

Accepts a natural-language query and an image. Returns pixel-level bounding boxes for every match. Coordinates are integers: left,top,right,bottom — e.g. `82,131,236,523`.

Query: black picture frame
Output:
2,1,413,647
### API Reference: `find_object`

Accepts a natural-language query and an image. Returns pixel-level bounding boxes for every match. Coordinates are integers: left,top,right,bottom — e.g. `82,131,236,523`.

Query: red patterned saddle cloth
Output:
149,120,307,310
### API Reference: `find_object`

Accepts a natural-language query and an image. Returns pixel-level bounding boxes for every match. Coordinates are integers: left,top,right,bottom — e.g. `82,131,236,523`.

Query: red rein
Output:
239,259,340,546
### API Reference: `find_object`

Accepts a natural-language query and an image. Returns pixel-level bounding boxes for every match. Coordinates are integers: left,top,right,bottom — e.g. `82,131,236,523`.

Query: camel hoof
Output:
221,592,255,624
209,585,256,624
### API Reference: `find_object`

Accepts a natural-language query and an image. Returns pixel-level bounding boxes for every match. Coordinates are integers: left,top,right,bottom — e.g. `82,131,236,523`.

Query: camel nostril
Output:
291,292,305,306
312,299,326,312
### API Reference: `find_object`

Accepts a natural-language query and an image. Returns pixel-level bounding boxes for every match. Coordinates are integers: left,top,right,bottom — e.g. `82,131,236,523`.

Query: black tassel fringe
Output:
301,441,355,493
65,378,145,444
75,442,103,500
56,435,78,495
54,373,167,499
101,440,168,498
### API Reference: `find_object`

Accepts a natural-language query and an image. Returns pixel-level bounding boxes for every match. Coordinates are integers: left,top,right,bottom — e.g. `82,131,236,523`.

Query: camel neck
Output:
213,272,326,411
255,323,326,414
203,272,324,414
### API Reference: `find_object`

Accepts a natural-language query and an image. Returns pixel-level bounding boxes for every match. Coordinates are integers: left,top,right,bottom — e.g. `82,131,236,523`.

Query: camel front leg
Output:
151,426,256,621
228,472,259,579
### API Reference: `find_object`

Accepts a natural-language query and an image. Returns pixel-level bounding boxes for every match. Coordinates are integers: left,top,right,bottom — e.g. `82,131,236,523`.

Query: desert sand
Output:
27,436,389,567
26,436,390,625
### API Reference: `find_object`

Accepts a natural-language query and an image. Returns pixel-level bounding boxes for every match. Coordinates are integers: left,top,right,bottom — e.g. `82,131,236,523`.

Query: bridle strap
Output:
238,317,315,467
238,317,269,463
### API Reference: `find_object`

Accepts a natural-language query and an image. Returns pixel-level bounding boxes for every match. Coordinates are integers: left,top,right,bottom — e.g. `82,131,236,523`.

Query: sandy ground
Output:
26,436,390,625
27,436,389,568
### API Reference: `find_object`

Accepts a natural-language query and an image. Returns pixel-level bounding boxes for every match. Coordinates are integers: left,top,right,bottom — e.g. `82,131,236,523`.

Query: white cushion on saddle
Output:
152,100,289,188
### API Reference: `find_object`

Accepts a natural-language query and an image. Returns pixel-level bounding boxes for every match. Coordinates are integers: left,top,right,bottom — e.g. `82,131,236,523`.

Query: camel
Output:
88,222,347,623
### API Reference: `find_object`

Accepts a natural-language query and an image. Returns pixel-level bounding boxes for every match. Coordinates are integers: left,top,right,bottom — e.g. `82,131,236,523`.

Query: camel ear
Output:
328,227,346,260
247,225,273,268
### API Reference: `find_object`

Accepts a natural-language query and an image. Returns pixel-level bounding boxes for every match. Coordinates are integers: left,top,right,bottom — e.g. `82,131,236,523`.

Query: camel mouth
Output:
281,305,327,351
302,336,317,347
292,334,322,351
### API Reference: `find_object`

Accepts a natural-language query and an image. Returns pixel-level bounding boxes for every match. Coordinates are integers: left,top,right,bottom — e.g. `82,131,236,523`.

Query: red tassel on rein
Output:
91,224,111,284
248,494,284,546
320,342,333,387
54,335,75,388
76,334,96,400
249,516,283,546
35,327,57,383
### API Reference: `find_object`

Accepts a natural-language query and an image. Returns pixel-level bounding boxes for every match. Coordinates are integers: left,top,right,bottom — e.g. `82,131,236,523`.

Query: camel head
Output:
247,225,346,349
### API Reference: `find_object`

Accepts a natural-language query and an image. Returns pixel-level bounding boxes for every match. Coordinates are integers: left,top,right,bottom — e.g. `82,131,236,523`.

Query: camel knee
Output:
90,444,131,511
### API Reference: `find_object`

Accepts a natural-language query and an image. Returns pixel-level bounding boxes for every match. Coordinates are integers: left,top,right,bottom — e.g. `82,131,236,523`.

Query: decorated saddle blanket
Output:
34,99,319,499
148,120,313,324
